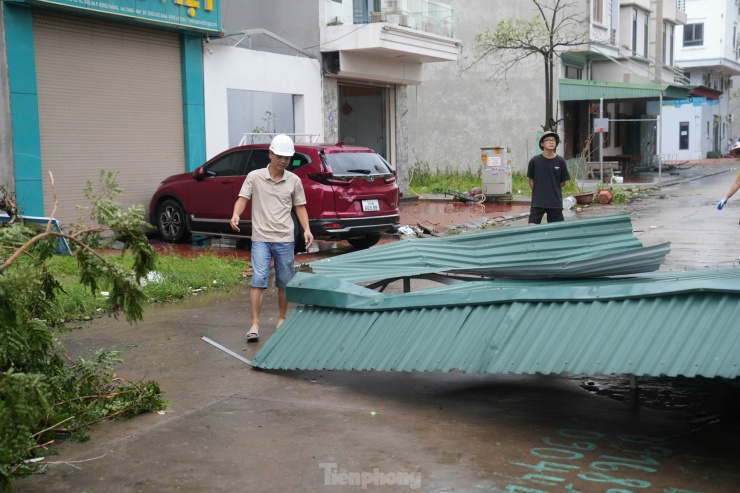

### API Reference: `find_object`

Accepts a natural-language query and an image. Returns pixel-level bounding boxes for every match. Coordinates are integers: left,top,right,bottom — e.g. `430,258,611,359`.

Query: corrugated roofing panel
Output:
252,269,740,378
559,79,691,101
309,215,664,283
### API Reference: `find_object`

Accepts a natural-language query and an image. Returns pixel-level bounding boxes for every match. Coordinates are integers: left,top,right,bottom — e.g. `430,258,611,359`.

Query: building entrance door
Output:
679,122,689,150
338,83,390,159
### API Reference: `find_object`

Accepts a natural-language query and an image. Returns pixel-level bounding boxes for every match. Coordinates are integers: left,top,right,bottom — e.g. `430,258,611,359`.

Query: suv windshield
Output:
324,152,393,176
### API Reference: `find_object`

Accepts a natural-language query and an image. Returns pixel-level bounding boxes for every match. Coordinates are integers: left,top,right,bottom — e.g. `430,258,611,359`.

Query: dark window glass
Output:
244,150,311,174
632,8,638,54
288,153,311,171
593,0,603,24
245,149,271,174
662,22,667,63
643,13,649,57
565,66,582,79
683,23,703,47
206,152,246,177
324,152,393,176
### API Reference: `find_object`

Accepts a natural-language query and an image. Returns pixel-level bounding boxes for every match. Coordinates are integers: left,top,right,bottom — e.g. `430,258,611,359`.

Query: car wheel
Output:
292,212,306,254
347,234,381,250
157,199,191,243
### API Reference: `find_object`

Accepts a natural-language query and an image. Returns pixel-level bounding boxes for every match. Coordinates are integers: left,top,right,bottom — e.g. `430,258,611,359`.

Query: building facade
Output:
560,0,690,170
406,0,550,177
219,0,462,195
0,0,219,224
667,0,740,159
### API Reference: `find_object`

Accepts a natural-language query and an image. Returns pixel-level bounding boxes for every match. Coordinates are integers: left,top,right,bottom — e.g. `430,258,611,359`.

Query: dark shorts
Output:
528,207,564,224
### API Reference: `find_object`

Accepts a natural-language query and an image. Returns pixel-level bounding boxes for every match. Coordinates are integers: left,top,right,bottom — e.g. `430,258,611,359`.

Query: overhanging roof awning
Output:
687,85,723,100
559,79,692,101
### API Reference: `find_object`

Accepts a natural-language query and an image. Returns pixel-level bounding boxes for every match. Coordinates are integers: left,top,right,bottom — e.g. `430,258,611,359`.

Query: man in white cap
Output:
230,134,313,342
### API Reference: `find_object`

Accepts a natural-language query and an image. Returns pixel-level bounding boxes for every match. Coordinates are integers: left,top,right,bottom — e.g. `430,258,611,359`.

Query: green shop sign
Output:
12,0,221,32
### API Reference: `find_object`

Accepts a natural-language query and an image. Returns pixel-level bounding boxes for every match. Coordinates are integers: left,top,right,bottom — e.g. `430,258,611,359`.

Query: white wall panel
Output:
203,44,323,159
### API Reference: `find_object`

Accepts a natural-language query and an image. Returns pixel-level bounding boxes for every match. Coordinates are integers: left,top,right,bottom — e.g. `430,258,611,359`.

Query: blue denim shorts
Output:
250,241,295,289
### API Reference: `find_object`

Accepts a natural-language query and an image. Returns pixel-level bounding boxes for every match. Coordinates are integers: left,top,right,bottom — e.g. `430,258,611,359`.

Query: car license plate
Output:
362,199,380,212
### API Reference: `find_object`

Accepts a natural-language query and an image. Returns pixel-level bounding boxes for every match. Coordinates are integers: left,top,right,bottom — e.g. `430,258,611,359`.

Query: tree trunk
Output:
547,53,555,131
544,53,556,131
544,56,551,131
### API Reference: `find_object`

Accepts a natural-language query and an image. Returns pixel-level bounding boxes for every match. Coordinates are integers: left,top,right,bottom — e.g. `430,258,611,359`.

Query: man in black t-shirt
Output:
527,131,571,224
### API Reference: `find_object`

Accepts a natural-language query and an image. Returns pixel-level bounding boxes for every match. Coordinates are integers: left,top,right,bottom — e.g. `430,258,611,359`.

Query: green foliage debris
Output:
0,172,169,489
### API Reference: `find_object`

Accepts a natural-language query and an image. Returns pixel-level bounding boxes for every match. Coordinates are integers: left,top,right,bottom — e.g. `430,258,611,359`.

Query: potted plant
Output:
568,134,596,205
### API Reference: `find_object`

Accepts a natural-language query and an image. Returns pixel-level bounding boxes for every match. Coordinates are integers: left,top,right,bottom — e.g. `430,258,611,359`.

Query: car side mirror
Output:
193,166,206,181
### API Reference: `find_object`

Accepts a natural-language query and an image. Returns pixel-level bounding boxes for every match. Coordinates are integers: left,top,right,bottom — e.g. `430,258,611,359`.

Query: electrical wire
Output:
303,23,370,50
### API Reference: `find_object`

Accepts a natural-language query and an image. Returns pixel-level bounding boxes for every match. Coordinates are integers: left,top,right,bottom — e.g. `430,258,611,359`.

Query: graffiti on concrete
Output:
504,429,704,493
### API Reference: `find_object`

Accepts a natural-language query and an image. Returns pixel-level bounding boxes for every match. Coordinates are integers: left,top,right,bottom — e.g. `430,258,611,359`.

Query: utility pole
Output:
653,0,664,83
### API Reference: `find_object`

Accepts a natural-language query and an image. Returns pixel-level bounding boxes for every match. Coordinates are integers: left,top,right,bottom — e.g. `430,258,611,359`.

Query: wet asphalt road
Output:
14,163,740,492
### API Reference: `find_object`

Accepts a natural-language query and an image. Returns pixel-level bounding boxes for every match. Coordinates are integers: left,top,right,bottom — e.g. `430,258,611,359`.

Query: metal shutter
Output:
33,10,185,226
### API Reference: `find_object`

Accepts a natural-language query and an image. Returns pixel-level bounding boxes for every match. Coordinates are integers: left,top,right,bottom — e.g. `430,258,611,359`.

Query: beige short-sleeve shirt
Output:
238,166,307,242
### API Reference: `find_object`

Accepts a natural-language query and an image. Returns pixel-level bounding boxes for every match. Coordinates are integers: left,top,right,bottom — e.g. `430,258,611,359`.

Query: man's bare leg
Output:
247,287,263,341
276,287,287,328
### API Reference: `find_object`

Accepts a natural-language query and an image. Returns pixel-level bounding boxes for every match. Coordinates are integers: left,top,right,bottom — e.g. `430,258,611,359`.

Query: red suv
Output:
148,142,400,250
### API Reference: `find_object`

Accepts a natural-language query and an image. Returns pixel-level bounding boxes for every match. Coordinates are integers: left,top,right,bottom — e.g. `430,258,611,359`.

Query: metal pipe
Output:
600,98,604,183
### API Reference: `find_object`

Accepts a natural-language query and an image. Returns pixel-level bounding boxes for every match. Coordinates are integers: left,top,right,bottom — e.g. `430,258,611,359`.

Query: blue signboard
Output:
12,0,221,32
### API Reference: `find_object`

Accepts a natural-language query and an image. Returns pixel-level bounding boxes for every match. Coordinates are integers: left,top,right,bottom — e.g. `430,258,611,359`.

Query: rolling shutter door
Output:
33,10,185,225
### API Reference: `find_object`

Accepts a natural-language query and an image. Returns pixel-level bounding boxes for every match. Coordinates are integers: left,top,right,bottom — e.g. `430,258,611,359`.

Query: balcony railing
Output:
325,0,455,39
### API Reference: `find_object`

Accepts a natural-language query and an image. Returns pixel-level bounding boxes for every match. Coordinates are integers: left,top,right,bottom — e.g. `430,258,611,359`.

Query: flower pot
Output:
597,189,614,204
573,192,594,205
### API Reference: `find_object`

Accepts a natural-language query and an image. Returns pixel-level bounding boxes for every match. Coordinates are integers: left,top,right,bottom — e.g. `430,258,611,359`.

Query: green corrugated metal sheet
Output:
252,269,740,377
253,214,739,378
282,269,740,310
309,215,668,283
559,79,691,101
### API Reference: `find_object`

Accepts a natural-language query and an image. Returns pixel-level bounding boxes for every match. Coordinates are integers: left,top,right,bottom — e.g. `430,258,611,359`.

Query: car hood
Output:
161,171,194,184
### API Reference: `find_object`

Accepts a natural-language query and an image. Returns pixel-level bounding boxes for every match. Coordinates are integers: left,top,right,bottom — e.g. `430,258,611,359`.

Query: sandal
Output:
246,327,259,342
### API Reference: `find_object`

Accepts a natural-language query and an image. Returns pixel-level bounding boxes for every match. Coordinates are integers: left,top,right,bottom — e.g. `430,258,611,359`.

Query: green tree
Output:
470,0,589,131
0,171,165,490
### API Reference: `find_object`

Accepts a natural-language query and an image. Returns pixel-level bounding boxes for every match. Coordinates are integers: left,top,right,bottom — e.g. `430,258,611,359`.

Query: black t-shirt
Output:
527,154,571,208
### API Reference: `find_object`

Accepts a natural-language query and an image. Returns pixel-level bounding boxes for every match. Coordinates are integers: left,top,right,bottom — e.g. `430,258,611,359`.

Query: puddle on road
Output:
401,200,530,229
572,374,740,417
149,199,533,260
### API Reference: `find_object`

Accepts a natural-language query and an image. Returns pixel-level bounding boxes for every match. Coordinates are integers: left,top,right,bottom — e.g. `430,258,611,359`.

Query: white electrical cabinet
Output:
481,146,513,198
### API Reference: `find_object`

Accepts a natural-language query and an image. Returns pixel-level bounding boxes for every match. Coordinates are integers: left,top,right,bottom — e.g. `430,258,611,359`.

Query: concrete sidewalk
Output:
14,163,740,493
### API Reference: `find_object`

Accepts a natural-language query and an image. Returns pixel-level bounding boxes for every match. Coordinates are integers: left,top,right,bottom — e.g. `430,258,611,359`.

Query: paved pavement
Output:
14,160,740,493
